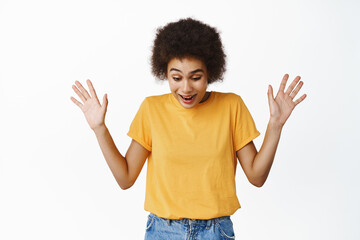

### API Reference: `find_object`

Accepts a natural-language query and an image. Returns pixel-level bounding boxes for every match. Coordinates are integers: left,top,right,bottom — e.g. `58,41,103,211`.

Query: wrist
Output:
93,124,107,135
268,118,283,131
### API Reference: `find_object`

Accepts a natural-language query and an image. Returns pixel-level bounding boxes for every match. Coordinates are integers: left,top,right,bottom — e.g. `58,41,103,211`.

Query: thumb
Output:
102,94,108,112
267,85,275,106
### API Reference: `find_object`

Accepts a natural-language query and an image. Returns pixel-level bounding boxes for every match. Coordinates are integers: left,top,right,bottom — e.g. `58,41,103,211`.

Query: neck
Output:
200,91,211,103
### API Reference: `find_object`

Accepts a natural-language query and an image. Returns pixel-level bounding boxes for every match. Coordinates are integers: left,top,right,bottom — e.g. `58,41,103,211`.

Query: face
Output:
167,57,208,109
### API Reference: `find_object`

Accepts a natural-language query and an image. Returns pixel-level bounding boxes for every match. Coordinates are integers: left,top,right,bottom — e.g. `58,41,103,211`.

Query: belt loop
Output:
166,219,171,226
206,219,213,230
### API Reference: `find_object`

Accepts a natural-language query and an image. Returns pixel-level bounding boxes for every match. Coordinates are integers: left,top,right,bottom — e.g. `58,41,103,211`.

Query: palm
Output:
70,80,108,130
268,74,306,126
81,97,104,128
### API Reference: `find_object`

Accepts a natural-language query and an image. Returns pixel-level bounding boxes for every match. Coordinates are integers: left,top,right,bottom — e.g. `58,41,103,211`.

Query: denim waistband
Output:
149,213,230,227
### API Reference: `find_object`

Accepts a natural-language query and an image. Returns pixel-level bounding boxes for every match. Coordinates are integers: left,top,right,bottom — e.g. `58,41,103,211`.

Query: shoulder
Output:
139,93,172,111
144,93,171,103
212,91,244,104
138,93,171,106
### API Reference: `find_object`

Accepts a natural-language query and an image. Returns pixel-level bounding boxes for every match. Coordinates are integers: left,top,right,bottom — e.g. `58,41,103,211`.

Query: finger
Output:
75,81,91,100
70,96,83,108
86,79,98,100
285,76,301,96
72,84,87,103
278,74,289,93
289,81,303,99
294,94,307,106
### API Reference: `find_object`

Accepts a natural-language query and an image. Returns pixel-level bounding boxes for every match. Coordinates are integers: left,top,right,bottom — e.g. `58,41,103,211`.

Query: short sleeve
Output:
233,95,260,151
127,98,152,151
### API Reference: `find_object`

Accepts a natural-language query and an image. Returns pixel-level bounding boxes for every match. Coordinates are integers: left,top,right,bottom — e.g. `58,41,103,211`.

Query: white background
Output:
1,0,359,239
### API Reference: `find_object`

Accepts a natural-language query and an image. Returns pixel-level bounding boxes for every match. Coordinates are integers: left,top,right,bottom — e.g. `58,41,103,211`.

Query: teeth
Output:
181,95,195,100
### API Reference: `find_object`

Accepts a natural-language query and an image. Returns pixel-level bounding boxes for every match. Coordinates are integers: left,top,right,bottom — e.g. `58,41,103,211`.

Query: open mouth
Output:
179,94,197,101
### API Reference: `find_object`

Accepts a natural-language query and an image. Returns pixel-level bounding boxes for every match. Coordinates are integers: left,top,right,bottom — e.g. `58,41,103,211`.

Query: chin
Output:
180,103,196,109
177,94,199,109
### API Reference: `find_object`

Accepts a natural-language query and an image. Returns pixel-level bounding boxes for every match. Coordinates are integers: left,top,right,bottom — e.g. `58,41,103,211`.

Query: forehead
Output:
167,57,206,73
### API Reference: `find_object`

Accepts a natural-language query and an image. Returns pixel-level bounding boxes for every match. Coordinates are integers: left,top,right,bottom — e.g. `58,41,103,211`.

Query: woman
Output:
70,18,306,240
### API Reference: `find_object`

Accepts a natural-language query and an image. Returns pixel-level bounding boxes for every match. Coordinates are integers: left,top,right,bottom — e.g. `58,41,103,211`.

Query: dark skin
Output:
71,57,306,189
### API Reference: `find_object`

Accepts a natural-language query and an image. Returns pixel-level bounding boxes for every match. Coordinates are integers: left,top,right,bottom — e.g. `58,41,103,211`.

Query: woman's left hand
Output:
267,74,307,127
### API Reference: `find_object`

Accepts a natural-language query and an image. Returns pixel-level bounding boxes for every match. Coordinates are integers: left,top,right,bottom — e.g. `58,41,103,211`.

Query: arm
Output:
94,127,149,189
71,80,149,190
237,74,306,187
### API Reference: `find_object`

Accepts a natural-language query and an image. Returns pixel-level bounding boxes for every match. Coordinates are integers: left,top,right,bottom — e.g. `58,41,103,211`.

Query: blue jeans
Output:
144,213,236,240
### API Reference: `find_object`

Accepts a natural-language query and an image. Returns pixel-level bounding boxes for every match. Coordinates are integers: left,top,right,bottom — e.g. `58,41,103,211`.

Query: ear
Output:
206,75,211,84
165,64,169,80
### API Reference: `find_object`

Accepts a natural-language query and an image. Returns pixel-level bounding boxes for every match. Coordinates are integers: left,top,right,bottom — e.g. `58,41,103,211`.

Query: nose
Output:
182,79,192,93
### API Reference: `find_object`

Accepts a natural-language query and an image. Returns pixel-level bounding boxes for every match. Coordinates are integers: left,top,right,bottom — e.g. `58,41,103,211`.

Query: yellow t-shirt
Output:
127,91,260,219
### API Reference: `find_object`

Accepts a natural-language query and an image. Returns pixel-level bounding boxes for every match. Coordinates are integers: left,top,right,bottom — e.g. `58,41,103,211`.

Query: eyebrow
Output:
169,68,204,74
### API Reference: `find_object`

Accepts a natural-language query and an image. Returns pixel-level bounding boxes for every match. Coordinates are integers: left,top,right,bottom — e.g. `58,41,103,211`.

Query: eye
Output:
172,76,181,81
192,76,202,81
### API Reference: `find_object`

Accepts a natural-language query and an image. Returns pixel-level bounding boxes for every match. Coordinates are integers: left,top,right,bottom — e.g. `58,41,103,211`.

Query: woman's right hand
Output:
70,80,108,131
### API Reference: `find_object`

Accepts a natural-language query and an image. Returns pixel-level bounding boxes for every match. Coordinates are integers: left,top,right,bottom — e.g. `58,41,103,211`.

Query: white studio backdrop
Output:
0,0,359,239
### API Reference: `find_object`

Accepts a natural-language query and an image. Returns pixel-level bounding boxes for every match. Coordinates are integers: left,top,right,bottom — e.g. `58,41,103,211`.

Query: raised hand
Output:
267,74,307,127
70,80,108,131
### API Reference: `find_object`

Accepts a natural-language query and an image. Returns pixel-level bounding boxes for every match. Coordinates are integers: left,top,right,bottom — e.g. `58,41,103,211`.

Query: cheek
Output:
197,81,208,91
168,81,178,92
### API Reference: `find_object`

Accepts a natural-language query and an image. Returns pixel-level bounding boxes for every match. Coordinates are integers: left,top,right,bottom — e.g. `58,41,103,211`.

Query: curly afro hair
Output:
151,18,226,83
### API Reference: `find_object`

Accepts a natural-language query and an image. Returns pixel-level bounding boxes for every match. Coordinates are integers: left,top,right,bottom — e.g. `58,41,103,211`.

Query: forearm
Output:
251,120,283,186
93,125,130,189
